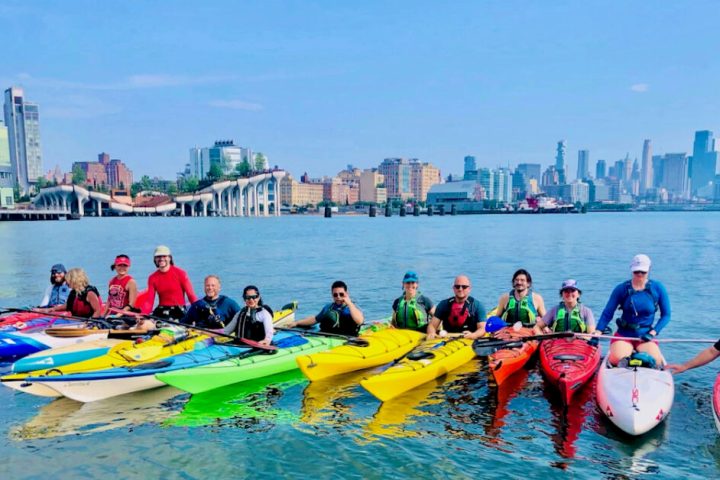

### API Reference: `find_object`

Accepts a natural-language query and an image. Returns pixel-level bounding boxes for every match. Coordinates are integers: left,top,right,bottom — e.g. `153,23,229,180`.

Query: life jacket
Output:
395,295,428,331
552,303,587,333
66,285,101,318
49,284,71,307
107,275,133,310
502,289,538,327
617,280,659,330
444,298,479,333
193,298,225,329
234,305,273,342
317,303,360,336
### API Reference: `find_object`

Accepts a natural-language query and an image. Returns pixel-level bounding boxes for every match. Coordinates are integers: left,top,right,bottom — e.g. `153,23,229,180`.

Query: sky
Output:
1,0,719,180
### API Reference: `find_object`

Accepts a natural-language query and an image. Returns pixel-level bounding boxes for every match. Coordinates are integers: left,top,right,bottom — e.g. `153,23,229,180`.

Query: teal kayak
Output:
157,334,344,394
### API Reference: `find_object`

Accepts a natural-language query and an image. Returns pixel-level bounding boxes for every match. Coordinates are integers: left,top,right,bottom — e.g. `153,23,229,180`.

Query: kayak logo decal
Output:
656,409,665,421
631,387,639,409
605,405,613,417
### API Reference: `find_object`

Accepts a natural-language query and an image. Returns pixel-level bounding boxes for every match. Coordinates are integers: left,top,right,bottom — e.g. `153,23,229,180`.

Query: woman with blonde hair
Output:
41,268,103,318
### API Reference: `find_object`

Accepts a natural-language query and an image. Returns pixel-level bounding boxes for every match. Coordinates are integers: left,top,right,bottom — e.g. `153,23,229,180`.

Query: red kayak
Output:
539,337,601,405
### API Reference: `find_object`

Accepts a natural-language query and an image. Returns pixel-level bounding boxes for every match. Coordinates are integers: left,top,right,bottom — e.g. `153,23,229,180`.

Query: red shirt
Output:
147,266,197,307
108,275,133,310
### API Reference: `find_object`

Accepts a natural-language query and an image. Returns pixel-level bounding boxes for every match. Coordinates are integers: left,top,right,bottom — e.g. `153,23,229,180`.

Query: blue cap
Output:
402,271,419,283
485,316,506,333
51,264,66,273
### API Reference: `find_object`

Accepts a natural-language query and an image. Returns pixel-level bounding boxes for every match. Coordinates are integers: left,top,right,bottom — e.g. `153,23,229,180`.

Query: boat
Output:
487,327,538,386
296,328,424,381
359,337,475,402
11,338,125,373
1,331,208,397
539,337,601,405
15,341,246,402
0,326,108,363
596,355,674,435
157,332,345,394
713,373,720,433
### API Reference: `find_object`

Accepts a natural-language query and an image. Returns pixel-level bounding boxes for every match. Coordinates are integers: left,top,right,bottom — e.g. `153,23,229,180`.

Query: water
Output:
0,212,719,479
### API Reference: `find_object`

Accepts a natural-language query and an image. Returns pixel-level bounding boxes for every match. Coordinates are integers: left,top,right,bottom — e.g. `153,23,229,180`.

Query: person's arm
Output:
258,309,274,345
146,276,157,309
534,293,547,318
535,306,555,334
427,317,441,339
344,293,364,325
390,298,399,328
582,305,596,333
181,304,197,325
288,314,318,328
496,293,509,317
180,271,198,304
86,291,103,318
595,284,624,333
667,345,720,374
39,285,52,308
126,279,138,311
652,282,671,335
223,311,239,335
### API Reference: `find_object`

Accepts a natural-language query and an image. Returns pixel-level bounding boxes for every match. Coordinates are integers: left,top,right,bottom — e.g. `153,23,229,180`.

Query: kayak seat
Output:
553,354,585,361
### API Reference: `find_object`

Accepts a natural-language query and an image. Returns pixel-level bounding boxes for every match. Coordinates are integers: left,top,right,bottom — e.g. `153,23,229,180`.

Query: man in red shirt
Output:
146,245,198,320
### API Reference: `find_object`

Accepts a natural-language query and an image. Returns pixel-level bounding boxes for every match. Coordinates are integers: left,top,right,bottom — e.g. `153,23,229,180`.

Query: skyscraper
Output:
463,156,476,180
3,87,43,194
596,159,607,179
691,130,718,196
0,120,13,207
662,153,690,198
555,140,566,184
640,139,653,193
577,150,590,180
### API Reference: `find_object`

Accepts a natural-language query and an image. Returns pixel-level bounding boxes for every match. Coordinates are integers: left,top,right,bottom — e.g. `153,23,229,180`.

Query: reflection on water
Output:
542,377,595,463
11,386,186,440
169,370,306,429
593,419,668,477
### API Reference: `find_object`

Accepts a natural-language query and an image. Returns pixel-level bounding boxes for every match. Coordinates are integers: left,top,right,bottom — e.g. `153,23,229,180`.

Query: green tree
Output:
140,175,152,191
236,157,251,176
36,176,48,190
184,176,199,192
166,183,177,195
72,165,86,185
254,153,267,172
208,163,224,180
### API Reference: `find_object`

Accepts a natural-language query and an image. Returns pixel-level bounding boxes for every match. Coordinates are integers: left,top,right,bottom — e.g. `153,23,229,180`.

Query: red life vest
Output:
447,301,470,329
67,286,101,317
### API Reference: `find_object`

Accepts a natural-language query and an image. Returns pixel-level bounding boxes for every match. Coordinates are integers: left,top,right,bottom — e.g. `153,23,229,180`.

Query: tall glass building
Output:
3,87,43,194
0,120,14,207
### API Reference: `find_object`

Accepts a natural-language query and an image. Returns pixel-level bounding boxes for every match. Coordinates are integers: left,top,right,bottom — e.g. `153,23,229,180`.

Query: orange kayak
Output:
488,327,538,385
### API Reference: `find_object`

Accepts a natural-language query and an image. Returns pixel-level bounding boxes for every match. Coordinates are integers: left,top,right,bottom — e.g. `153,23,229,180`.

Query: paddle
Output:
472,332,574,356
574,333,718,344
0,307,121,329
274,327,370,347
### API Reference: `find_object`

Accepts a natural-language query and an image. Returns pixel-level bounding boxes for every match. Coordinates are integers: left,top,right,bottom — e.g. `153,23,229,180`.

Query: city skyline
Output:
1,1,719,180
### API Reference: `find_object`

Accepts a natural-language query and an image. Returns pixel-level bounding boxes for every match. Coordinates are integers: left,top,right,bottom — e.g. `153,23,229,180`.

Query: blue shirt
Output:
596,280,671,336
183,295,242,329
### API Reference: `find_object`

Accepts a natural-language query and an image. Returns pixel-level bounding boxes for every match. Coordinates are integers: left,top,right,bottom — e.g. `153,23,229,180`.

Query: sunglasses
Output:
51,271,64,275
633,271,648,275
244,294,259,300
453,285,470,290
332,292,345,298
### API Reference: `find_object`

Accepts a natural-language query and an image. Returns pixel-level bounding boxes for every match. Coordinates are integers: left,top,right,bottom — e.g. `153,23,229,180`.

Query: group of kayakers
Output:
35,246,718,374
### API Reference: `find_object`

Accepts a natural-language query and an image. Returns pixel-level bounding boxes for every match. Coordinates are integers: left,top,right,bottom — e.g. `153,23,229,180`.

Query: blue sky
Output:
1,1,718,180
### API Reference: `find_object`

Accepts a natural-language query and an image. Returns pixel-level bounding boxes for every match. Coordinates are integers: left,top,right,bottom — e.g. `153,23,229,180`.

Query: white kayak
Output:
596,356,674,435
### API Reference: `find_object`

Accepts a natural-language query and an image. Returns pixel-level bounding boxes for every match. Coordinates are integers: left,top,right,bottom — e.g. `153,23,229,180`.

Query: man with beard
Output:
39,264,71,308
495,269,547,328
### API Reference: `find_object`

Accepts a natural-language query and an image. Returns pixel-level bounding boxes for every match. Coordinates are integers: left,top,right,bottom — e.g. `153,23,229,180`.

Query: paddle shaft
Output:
575,333,717,344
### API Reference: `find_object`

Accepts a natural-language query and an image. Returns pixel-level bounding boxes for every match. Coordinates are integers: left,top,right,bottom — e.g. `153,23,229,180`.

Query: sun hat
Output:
111,255,131,271
154,245,172,257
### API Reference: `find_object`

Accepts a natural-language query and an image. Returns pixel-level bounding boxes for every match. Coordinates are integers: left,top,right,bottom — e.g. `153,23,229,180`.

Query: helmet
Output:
154,245,172,257
485,316,506,333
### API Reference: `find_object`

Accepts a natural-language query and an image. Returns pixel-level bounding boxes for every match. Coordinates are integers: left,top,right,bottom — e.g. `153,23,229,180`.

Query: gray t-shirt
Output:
542,303,595,332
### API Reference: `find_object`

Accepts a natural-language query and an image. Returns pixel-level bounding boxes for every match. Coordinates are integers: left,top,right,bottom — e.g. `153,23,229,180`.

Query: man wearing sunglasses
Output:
427,275,486,340
289,280,364,336
39,264,71,308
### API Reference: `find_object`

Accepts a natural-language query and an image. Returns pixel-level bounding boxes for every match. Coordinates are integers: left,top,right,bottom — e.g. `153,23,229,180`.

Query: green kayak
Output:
157,333,344,394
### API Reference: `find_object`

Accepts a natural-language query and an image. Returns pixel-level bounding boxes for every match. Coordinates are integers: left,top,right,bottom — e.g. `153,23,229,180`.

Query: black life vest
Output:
317,303,360,336
234,305,273,342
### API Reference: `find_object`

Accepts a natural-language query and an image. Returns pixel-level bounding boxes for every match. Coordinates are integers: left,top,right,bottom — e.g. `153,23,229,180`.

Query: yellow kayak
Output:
360,337,475,402
296,329,424,381
2,332,209,396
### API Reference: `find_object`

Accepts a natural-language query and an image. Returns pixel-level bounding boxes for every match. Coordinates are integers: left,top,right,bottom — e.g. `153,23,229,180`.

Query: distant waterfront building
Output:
661,153,690,199
516,163,541,182
541,165,560,186
577,150,590,180
623,154,632,184
426,181,479,205
640,139,653,194
555,140,567,184
279,174,324,207
652,155,664,189
0,120,13,207
411,161,441,201
588,179,610,202
493,168,513,203
378,157,440,201
477,168,494,200
359,169,387,204
613,160,625,180
188,140,253,180
463,156,477,180
691,130,718,197
3,87,43,194
72,153,133,190
596,159,607,179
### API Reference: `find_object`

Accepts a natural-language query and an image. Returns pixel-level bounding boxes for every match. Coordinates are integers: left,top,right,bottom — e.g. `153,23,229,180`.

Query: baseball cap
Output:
485,316,506,333
630,254,651,273
560,279,581,294
154,245,172,257
402,271,419,283
111,255,131,271
50,264,66,274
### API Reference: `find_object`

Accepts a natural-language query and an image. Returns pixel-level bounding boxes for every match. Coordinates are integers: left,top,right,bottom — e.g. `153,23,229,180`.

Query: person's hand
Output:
641,331,656,343
666,364,687,375
427,331,437,340
287,321,296,328
463,330,474,339
259,339,271,346
343,294,353,307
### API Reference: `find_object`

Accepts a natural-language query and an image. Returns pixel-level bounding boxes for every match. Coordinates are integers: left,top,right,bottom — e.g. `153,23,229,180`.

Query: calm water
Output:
0,213,719,479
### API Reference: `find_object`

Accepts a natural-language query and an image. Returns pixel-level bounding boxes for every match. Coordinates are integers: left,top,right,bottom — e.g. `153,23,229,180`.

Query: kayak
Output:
596,356,674,435
2,332,209,397
0,311,74,330
539,337,601,405
296,328,424,381
157,332,344,394
0,328,108,363
18,342,247,402
360,337,475,402
713,373,720,434
12,338,124,373
488,327,538,386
